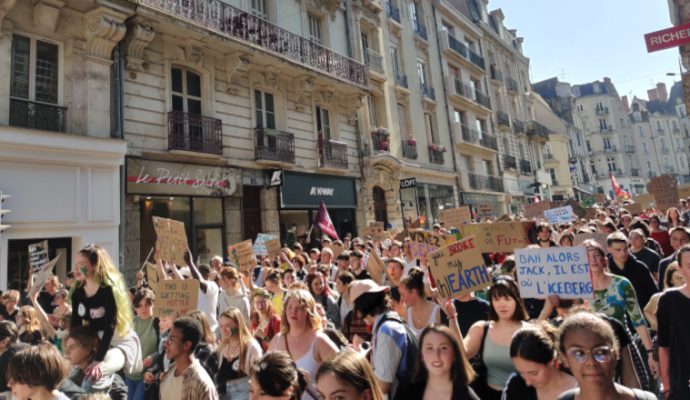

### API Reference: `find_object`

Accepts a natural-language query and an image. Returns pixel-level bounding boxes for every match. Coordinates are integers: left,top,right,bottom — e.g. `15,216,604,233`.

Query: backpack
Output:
373,312,419,384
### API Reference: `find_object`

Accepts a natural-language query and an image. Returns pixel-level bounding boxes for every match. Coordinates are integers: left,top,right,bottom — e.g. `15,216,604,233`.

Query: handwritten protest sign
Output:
428,236,491,300
154,279,200,318
408,230,457,258
477,204,495,220
458,222,531,253
253,233,273,256
626,203,643,215
439,206,472,228
648,175,679,212
265,238,281,259
544,206,575,224
678,184,690,200
152,217,188,267
28,253,61,299
358,226,373,238
228,240,255,272
632,194,653,210
145,262,159,287
524,200,552,219
370,222,387,241
28,240,49,274
595,193,607,203
573,232,609,252
515,247,592,299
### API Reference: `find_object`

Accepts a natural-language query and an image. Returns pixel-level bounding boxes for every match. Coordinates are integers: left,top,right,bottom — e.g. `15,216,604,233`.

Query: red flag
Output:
610,172,630,200
315,201,338,239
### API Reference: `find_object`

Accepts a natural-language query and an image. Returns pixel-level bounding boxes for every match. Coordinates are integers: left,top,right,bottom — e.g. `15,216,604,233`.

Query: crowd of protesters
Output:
1,200,690,400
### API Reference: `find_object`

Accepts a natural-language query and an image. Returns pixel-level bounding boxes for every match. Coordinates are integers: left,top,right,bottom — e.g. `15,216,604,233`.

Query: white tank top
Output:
406,303,440,338
292,334,320,400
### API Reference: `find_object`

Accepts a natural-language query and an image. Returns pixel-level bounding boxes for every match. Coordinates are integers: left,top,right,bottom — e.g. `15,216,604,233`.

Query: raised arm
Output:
184,248,208,293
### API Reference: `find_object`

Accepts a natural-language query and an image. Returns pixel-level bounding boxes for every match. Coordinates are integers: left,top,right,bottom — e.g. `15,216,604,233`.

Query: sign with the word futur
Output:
428,236,491,300
228,240,255,272
152,217,188,267
154,279,200,318
458,222,531,253
28,240,50,274
408,230,457,258
439,206,472,228
544,205,575,224
515,247,592,299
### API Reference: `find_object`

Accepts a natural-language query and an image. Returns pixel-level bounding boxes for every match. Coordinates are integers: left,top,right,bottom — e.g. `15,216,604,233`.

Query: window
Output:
643,142,648,153
453,109,464,124
586,140,592,152
171,67,202,115
425,113,438,144
576,132,582,146
483,160,494,176
417,60,426,86
549,168,557,182
603,138,611,150
590,160,597,174
390,46,401,76
308,13,323,44
361,32,369,51
410,1,422,32
254,90,275,129
647,161,652,170
607,157,616,172
397,103,408,138
251,0,269,20
661,138,666,149
462,155,473,172
315,106,331,140
368,95,378,126
476,119,487,136
599,119,607,130
11,35,59,104
639,127,645,137
442,21,454,36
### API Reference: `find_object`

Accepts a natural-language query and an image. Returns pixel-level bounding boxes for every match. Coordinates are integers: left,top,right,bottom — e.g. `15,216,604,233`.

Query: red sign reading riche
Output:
645,22,690,52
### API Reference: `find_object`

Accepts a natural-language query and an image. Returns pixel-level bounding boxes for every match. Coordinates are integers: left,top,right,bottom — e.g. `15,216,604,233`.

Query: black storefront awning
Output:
280,172,356,209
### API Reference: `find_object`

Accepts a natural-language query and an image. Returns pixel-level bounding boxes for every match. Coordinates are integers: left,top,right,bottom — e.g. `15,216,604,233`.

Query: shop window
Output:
7,237,71,291
373,186,388,225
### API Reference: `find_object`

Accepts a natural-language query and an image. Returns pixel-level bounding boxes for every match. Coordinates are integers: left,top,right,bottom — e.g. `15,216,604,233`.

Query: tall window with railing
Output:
251,0,269,20
308,13,323,44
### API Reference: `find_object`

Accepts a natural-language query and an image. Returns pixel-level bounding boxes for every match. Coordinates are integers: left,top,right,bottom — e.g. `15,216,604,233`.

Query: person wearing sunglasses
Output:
557,312,656,400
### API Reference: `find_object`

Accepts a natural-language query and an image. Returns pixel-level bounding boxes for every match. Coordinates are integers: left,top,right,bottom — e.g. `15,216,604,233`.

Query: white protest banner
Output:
428,236,491,300
28,253,61,299
228,240,255,272
515,247,592,299
544,205,575,224
28,240,49,274
152,216,188,267
154,279,200,318
408,230,457,258
253,233,273,256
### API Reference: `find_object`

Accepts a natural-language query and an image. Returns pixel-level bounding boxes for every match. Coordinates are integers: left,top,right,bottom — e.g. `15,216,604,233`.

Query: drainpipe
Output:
431,4,462,205
112,38,126,269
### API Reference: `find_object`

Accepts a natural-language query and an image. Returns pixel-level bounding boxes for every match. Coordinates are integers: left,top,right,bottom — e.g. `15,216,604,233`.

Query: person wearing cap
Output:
349,250,370,280
432,223,441,234
349,279,411,398
385,257,405,288
309,248,321,264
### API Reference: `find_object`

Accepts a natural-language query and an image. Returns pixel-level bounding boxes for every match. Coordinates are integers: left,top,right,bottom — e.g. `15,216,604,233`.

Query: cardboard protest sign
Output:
358,226,373,239
515,247,592,299
458,222,532,253
678,184,690,200
145,262,159,286
564,200,586,219
253,233,273,256
626,203,643,215
648,175,679,212
227,240,255,272
544,206,575,224
633,194,654,210
524,200,552,219
365,250,386,284
370,222,387,241
594,193,607,203
573,232,609,252
154,279,200,318
428,236,491,300
439,206,472,228
477,204,495,220
265,238,282,259
152,217,188,267
28,253,61,299
408,230,457,258
28,240,49,274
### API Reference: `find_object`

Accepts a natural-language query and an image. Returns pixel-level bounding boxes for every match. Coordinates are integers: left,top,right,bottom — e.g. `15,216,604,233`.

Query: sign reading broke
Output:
428,236,491,300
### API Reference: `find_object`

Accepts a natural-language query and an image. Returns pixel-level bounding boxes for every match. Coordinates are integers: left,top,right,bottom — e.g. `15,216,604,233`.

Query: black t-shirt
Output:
631,247,661,275
354,268,371,280
607,254,658,310
37,290,56,314
502,373,537,400
71,285,117,361
657,289,690,400
453,297,489,336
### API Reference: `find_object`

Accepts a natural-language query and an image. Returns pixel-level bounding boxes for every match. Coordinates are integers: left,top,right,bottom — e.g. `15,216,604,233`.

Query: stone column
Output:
224,196,242,245
260,187,280,237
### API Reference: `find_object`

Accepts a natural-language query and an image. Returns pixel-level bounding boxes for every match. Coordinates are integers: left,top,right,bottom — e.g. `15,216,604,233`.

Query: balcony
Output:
449,77,491,110
371,130,390,152
544,153,555,160
413,23,428,41
595,106,609,115
9,98,67,133
467,172,503,192
661,147,670,155
599,126,613,133
503,154,518,170
319,139,348,170
402,140,418,159
442,32,485,70
394,74,408,88
168,111,223,155
490,65,503,82
497,111,511,128
513,119,525,133
520,159,533,175
429,147,445,164
506,77,519,93
479,132,498,151
365,48,384,75
254,128,295,164
386,1,401,23
552,180,560,186
420,83,435,100
474,89,491,109
624,145,636,153
456,123,478,143
139,0,367,87
526,121,549,140
603,145,617,153
664,165,676,173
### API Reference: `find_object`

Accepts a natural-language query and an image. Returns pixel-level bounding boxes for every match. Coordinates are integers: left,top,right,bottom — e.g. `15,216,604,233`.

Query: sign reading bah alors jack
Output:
280,172,356,209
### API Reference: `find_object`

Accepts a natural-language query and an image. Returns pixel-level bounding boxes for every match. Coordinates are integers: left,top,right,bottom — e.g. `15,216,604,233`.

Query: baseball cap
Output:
349,279,389,303
385,257,405,268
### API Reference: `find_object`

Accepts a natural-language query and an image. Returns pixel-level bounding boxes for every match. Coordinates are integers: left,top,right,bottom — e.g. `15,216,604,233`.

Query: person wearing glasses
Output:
557,312,656,400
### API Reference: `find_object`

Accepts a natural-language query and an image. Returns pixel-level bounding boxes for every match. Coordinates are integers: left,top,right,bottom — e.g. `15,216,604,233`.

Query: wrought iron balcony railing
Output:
467,172,503,191
595,106,609,115
490,65,503,82
479,132,498,151
631,168,640,177
414,23,428,40
497,111,510,127
364,48,384,74
447,34,484,69
526,120,549,139
513,119,525,133
394,73,408,88
168,111,223,155
503,155,517,170
520,159,533,175
429,147,445,164
459,123,478,143
506,77,519,92
254,127,295,163
421,83,435,100
9,97,67,133
402,140,418,159
319,139,348,169
372,131,390,152
544,153,555,160
139,0,367,87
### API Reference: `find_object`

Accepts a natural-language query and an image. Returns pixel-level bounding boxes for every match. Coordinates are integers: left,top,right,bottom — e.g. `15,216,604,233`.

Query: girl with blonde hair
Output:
16,305,42,345
216,308,262,400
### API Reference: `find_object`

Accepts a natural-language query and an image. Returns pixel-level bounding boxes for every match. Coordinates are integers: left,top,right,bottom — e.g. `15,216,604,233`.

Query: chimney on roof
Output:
648,88,659,102
656,82,668,102
622,95,630,113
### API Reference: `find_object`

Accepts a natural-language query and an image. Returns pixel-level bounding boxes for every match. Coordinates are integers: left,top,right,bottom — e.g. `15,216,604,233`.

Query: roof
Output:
532,77,560,100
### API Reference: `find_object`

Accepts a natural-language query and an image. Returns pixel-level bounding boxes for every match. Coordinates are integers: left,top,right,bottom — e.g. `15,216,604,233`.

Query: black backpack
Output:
373,312,419,385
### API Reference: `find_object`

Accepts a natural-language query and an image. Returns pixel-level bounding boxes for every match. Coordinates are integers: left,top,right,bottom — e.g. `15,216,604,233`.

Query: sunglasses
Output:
566,346,614,364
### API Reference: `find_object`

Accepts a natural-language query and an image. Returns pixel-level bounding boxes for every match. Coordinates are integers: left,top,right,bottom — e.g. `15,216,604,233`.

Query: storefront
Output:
0,129,126,290
279,172,357,243
460,192,501,220
416,183,456,226
124,158,241,268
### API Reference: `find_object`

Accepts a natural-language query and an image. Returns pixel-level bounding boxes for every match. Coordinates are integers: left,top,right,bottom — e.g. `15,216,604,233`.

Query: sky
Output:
488,0,681,101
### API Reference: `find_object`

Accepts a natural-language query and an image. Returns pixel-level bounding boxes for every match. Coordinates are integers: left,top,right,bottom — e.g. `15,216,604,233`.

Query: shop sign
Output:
645,22,690,52
269,170,283,187
461,193,498,206
126,158,241,197
400,178,417,189
280,172,356,209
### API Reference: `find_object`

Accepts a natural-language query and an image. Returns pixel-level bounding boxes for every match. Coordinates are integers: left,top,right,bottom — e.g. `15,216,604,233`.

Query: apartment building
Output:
357,0,458,228
0,0,128,289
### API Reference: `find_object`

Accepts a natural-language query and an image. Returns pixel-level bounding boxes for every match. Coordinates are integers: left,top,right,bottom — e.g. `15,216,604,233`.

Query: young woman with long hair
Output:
666,207,682,229
216,308,263,400
251,288,281,352
306,271,340,329
249,352,308,400
218,267,250,326
396,324,478,400
16,305,42,345
316,351,385,400
399,268,441,338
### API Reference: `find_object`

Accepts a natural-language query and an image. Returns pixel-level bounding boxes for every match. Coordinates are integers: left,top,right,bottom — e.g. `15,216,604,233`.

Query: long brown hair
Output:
316,351,385,400
218,308,253,374
414,325,475,385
